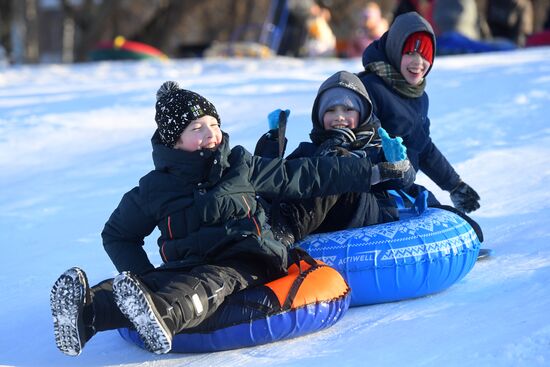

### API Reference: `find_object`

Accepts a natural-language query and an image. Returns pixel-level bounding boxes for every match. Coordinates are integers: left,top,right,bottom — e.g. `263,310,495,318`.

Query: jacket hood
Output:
151,130,230,186
363,11,436,76
310,70,374,133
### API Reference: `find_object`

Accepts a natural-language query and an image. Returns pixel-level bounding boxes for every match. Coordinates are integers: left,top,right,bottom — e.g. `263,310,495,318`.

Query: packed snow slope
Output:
1,47,550,367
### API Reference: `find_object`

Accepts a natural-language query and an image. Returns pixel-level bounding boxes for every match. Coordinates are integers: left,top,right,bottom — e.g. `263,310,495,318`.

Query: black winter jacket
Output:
255,70,415,190
102,131,378,276
254,71,414,232
358,12,461,192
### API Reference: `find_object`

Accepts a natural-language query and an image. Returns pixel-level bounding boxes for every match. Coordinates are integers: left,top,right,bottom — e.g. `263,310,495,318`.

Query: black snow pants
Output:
276,191,399,242
84,259,270,340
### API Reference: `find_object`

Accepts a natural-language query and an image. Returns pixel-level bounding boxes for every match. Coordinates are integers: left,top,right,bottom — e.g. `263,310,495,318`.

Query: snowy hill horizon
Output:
1,47,550,367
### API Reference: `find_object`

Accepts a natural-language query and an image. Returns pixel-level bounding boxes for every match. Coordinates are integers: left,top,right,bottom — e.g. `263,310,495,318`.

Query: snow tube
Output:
298,207,481,306
118,259,350,353
436,31,516,55
89,36,168,61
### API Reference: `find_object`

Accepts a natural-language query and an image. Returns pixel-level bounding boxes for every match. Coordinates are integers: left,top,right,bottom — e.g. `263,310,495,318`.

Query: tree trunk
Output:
61,15,74,63
131,0,201,51
62,0,120,62
25,0,39,63
10,0,24,64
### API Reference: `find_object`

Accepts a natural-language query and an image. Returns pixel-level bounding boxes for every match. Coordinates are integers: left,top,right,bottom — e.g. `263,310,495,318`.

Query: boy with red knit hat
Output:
358,12,485,247
401,31,434,85
403,31,434,63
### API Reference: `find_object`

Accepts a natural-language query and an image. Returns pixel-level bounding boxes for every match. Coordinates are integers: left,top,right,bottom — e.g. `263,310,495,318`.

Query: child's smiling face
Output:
174,115,222,152
322,105,360,130
400,52,430,86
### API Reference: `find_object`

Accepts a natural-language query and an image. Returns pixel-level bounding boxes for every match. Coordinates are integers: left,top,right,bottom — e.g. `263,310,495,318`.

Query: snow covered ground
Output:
1,47,550,367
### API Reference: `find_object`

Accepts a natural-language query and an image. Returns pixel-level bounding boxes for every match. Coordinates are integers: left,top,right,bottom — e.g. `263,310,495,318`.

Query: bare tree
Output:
25,0,39,63
0,0,12,60
61,0,120,62
5,0,55,63
10,0,25,63
129,0,200,51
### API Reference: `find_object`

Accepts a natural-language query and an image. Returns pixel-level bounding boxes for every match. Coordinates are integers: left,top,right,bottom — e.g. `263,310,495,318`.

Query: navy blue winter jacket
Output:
358,12,461,192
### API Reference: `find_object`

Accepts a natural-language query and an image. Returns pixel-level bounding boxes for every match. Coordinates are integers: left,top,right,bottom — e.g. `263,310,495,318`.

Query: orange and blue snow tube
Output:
118,259,351,352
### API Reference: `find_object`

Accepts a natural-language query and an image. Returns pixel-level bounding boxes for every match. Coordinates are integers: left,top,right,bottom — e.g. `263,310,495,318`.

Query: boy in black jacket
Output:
50,81,410,356
254,71,416,244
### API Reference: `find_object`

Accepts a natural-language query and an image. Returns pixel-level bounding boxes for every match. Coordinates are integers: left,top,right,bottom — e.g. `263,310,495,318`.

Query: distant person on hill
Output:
277,0,314,56
484,0,534,46
302,2,337,57
347,2,389,57
394,0,435,28
433,0,483,40
278,0,336,57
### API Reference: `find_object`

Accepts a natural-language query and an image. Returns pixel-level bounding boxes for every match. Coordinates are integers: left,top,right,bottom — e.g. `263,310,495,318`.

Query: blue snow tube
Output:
298,207,481,306
436,31,516,55
118,259,351,353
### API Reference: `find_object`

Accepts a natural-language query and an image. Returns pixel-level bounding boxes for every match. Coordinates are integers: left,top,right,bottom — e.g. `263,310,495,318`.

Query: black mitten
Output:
449,181,480,213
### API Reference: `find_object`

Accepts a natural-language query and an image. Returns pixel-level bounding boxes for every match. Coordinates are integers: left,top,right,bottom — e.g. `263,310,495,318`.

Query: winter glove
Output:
375,160,411,182
378,127,407,162
449,181,480,213
267,108,290,130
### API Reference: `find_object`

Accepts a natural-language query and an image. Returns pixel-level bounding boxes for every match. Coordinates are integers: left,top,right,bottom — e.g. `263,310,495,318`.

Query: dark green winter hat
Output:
154,81,220,147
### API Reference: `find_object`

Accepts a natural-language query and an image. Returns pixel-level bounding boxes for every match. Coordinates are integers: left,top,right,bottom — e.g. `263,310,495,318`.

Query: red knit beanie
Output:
402,31,434,64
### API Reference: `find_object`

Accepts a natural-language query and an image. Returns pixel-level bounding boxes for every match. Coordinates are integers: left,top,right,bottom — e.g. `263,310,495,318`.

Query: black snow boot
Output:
113,272,207,354
50,267,94,356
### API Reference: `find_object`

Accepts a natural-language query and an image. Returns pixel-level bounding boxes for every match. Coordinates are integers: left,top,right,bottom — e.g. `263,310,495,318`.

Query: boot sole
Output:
50,267,88,356
113,272,172,354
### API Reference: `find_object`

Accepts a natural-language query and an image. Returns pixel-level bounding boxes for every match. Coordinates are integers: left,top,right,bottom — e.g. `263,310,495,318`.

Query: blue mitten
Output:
378,127,407,162
268,109,290,130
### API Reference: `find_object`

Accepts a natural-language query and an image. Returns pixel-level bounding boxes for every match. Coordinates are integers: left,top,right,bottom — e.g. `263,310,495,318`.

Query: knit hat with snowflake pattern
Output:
154,81,220,148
